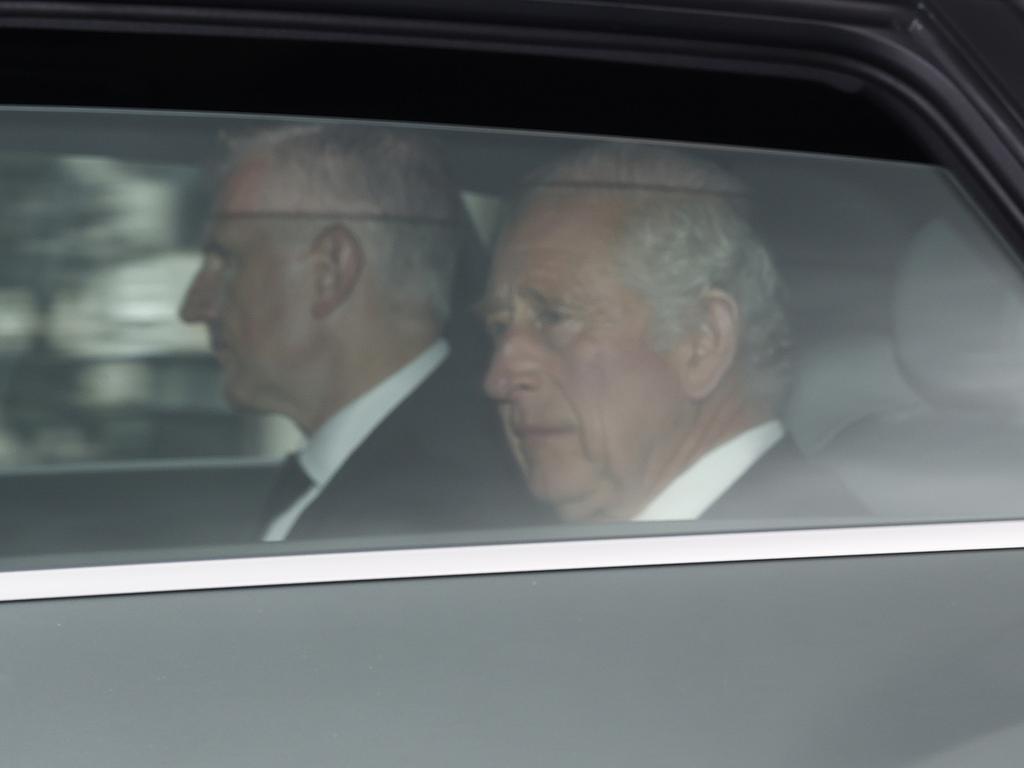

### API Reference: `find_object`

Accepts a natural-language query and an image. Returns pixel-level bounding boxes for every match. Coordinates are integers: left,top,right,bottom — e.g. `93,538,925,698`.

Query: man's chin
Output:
527,471,613,523
221,379,261,413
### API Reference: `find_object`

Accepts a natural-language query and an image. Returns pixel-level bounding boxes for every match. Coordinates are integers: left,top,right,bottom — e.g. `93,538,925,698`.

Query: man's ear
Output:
309,224,363,319
671,289,740,400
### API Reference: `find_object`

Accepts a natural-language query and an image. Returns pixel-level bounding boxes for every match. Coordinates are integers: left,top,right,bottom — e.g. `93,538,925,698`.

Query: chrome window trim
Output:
2,520,1024,603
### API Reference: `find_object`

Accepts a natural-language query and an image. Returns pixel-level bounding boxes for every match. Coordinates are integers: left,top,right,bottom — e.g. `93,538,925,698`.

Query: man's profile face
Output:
483,193,694,521
179,159,317,415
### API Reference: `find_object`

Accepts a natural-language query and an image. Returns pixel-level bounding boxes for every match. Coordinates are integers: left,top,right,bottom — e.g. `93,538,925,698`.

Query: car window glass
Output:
0,108,1022,567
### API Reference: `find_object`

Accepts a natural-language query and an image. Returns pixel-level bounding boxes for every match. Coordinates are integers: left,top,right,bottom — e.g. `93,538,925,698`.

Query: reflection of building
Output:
0,153,300,467
48,252,209,359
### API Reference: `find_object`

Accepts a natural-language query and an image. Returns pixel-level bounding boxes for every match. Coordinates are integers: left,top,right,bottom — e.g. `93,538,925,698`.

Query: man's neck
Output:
609,392,775,522
297,330,441,435
298,339,450,484
635,419,785,522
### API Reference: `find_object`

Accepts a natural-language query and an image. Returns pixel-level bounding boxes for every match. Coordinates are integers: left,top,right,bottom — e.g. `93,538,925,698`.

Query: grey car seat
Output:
786,216,1024,520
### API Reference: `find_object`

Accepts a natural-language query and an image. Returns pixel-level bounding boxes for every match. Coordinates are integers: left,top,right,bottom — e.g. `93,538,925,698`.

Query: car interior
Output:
3,6,1024,768
0,107,1022,563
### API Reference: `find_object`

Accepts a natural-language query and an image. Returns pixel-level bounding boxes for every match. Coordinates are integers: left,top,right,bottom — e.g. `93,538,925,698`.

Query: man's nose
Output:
178,266,219,324
484,326,544,401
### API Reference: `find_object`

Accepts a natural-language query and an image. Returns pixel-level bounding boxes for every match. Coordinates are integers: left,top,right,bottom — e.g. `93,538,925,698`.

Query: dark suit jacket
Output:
702,437,869,521
279,351,547,541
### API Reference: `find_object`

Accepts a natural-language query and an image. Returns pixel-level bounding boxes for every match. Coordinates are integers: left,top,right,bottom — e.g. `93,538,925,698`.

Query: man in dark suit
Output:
481,143,865,523
179,124,540,542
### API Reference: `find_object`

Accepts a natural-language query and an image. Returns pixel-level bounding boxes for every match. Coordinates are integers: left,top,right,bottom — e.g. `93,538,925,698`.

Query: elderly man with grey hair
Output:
180,124,541,541
482,144,864,523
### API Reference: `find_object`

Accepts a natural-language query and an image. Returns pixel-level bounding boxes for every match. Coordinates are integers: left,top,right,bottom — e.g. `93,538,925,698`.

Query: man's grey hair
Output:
526,143,791,406
223,123,458,322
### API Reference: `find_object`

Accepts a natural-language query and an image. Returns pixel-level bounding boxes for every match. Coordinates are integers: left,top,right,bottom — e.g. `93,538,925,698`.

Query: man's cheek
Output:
501,413,528,475
573,343,674,472
563,346,619,465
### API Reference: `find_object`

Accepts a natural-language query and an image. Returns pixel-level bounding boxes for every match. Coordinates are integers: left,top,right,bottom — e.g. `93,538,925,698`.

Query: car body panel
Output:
0,1,1023,766
4,549,1024,767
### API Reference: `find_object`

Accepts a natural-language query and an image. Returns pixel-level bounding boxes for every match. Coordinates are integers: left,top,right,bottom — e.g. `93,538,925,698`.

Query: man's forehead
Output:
494,193,624,272
216,156,305,216
216,156,268,213
214,154,380,226
207,159,300,249
483,194,623,309
515,189,624,234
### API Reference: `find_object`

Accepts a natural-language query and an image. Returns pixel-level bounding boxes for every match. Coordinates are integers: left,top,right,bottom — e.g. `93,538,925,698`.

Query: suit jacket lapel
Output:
285,357,456,539
702,438,869,521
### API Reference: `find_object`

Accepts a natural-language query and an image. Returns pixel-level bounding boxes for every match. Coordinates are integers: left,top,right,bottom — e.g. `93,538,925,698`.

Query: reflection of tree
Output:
0,153,291,465
2,155,189,280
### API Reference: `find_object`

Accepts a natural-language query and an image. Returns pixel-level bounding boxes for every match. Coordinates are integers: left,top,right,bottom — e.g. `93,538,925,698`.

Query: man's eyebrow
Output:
216,211,454,226
206,231,252,261
203,238,230,257
473,287,552,321
521,287,558,310
471,296,501,320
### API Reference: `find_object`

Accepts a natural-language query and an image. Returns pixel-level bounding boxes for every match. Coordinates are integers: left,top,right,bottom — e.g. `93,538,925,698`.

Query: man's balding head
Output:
180,125,460,433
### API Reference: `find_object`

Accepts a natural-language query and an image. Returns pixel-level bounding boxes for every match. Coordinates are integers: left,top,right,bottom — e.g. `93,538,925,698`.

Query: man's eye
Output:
214,252,244,280
485,316,510,339
203,251,228,271
536,305,570,327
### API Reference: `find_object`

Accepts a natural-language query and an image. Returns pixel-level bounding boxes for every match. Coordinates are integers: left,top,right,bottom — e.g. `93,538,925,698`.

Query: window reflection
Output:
0,151,301,466
0,109,1022,563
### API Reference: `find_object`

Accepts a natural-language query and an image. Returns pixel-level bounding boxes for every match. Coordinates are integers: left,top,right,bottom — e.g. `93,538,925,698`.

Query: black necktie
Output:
260,453,313,530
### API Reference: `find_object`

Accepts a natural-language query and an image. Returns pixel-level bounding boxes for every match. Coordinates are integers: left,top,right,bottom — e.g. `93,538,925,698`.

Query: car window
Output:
0,149,302,464
0,107,1022,566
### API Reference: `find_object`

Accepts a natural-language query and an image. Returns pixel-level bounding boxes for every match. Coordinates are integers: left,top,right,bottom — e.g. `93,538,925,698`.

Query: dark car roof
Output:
0,0,919,24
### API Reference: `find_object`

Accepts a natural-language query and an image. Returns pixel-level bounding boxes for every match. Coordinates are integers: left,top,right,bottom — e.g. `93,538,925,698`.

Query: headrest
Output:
784,334,920,455
893,219,1024,413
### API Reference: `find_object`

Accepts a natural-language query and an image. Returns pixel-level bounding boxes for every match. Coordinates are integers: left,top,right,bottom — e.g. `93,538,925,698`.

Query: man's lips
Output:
208,328,227,356
503,405,575,445
512,424,575,443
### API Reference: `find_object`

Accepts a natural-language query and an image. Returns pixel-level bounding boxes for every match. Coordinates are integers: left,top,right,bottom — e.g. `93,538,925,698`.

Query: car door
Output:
2,2,1024,767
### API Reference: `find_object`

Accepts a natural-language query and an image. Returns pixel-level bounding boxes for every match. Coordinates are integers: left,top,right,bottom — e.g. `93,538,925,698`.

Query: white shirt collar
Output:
635,420,785,522
298,339,450,487
262,339,450,542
